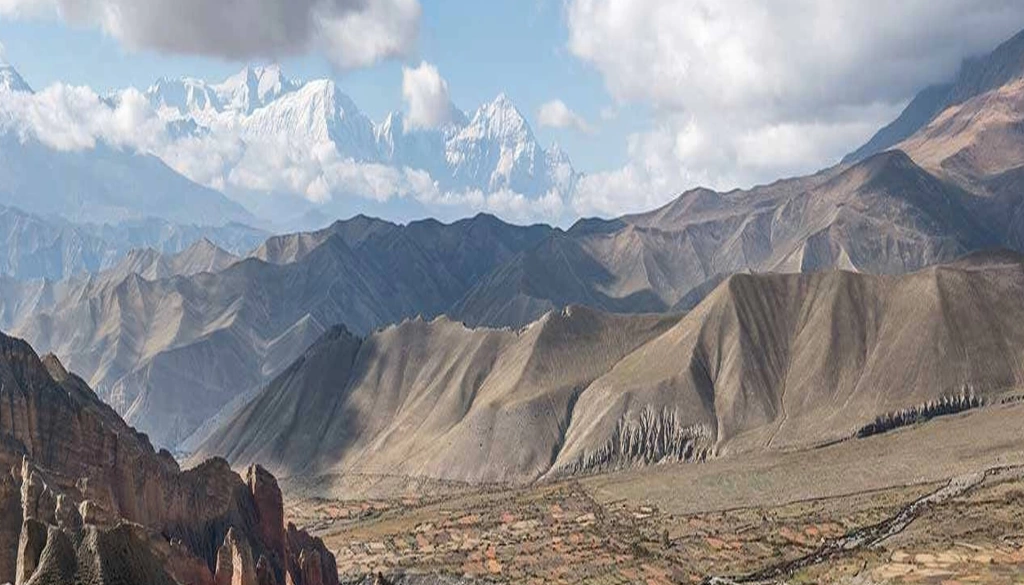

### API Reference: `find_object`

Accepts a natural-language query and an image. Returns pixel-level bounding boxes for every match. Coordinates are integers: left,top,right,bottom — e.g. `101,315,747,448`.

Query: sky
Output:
2,0,1024,224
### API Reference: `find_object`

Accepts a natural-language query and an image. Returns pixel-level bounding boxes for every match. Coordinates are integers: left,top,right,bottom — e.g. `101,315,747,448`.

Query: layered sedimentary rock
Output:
0,329,337,585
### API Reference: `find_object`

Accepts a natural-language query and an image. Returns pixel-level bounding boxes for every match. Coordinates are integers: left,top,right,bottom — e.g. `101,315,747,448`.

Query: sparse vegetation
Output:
857,390,984,438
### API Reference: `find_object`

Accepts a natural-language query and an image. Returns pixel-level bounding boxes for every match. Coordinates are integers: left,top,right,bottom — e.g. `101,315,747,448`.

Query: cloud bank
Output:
0,0,420,68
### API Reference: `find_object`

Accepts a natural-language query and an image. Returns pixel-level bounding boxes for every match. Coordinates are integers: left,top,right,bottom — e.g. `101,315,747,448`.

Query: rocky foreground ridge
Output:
0,330,337,585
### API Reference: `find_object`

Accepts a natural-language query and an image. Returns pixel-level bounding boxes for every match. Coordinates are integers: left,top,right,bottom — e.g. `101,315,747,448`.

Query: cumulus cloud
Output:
401,61,453,130
565,0,1024,216
316,0,421,68
538,99,593,134
0,84,166,151
0,0,420,68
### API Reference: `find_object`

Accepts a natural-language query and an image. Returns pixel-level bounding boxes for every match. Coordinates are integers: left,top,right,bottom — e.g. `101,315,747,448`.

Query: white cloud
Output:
538,99,593,134
317,0,421,68
0,0,420,69
565,0,1024,216
0,84,166,151
401,61,453,130
0,80,569,225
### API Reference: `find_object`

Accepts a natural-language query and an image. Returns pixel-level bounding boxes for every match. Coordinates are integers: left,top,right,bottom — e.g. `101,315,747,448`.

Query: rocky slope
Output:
548,251,1024,475
0,329,337,585
195,307,680,484
0,214,553,451
452,150,998,327
195,253,1024,487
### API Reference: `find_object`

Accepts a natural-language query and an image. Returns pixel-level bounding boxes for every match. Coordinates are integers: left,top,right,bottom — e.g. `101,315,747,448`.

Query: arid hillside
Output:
196,252,1024,488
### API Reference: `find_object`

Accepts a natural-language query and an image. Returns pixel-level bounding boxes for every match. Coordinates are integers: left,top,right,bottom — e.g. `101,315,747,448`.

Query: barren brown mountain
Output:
196,252,1024,490
452,150,998,328
195,308,680,485
0,214,553,451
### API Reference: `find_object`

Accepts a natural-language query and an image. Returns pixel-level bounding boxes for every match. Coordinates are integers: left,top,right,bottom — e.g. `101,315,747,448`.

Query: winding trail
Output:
706,466,1018,584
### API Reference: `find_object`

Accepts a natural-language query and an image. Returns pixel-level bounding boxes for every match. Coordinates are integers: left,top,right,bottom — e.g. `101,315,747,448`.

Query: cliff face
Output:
0,330,337,585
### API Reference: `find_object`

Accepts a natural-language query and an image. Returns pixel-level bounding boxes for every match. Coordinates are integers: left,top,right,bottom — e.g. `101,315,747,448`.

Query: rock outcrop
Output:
0,329,338,585
554,408,715,477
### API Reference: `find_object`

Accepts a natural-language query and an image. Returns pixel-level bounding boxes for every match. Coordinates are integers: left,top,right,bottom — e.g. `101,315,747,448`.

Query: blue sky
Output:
0,1,645,175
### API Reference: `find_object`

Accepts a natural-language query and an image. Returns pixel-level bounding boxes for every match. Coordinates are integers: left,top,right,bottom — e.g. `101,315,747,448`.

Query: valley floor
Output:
284,402,1024,584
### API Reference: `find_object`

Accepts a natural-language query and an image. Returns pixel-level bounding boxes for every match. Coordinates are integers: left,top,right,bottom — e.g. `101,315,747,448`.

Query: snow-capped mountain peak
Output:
14,61,578,221
146,65,300,117
439,92,574,196
0,64,33,94
147,76,219,114
467,93,534,143
215,64,299,114
241,78,378,160
371,90,575,197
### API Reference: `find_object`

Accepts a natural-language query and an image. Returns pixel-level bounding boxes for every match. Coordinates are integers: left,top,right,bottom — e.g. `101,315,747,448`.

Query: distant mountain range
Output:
0,67,256,226
146,65,576,202
0,132,257,227
0,203,266,280
0,214,556,450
